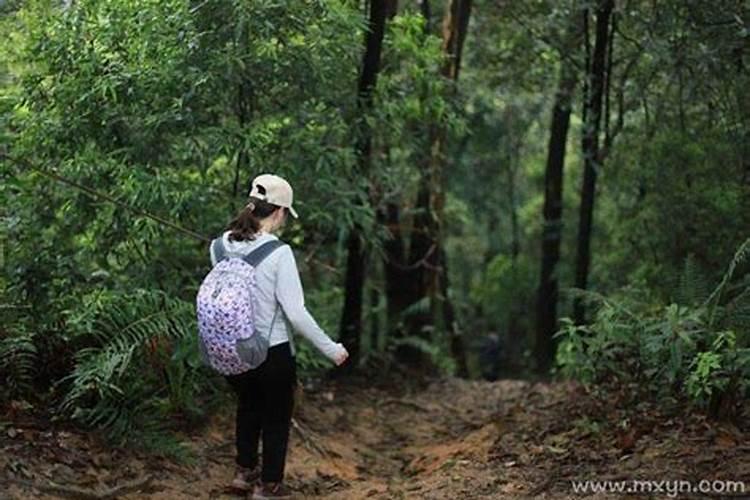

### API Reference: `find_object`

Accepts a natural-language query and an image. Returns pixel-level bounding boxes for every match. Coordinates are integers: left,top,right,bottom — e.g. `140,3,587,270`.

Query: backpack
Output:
196,237,285,375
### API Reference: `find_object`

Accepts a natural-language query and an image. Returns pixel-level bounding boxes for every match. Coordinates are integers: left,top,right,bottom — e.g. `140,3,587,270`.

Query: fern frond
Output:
562,287,639,321
391,335,439,356
705,238,750,324
399,296,431,319
59,288,199,443
721,286,750,346
0,330,38,398
674,255,711,307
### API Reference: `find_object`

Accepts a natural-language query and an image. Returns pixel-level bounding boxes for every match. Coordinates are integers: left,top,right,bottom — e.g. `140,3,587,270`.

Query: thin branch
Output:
600,49,643,159
384,243,438,271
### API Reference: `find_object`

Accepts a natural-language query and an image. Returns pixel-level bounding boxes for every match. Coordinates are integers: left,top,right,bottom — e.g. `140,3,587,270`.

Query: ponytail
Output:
226,196,282,242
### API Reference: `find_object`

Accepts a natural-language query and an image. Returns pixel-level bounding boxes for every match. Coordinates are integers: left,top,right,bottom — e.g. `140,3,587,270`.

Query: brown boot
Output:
252,481,294,499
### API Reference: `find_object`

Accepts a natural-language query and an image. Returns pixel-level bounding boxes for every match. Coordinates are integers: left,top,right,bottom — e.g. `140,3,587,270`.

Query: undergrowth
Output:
556,239,750,419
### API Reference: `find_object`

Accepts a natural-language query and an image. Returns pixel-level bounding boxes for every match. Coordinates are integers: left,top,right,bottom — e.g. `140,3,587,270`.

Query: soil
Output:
1,373,748,499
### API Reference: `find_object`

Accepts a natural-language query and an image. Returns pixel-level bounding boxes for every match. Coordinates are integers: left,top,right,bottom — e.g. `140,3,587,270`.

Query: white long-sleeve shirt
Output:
209,230,344,363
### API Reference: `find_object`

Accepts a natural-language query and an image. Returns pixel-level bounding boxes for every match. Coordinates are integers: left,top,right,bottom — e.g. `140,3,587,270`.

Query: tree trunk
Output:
402,0,472,372
419,0,431,32
386,0,433,360
440,247,469,377
429,0,473,372
339,0,389,369
535,7,585,373
440,0,472,81
381,202,412,329
535,68,579,373
573,0,614,326
505,133,524,372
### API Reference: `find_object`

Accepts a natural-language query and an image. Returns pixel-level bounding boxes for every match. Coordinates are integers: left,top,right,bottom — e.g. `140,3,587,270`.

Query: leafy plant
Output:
556,239,750,418
0,328,38,399
59,288,220,454
389,334,457,375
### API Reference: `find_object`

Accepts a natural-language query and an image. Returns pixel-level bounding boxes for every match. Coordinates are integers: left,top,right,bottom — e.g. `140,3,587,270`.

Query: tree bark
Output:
339,0,389,369
419,0,432,32
534,7,585,373
440,0,472,81
415,0,473,371
573,0,614,326
384,0,471,373
381,201,413,330
535,69,579,373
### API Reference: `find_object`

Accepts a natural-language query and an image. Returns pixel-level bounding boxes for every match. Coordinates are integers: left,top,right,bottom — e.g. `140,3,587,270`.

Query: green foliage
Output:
557,240,750,417
472,253,536,333
389,334,457,375
0,328,38,399
601,129,750,294
685,331,748,404
59,288,220,454
299,282,344,373
1,0,473,449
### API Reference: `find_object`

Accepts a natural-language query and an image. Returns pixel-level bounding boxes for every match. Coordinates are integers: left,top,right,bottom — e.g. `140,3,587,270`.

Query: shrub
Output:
59,288,222,456
556,239,750,418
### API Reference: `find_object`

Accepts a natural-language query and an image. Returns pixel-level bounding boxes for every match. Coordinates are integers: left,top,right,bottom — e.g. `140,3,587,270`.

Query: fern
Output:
389,335,456,374
563,287,640,321
674,255,712,307
557,239,750,416
399,295,431,319
722,286,750,345
59,288,212,453
0,329,38,398
704,238,750,324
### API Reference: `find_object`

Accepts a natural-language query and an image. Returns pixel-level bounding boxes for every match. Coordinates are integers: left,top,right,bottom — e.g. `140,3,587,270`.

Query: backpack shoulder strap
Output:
242,240,286,267
211,237,226,263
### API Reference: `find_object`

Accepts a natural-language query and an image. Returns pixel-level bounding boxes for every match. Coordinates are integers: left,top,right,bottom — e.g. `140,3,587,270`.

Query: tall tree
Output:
573,0,615,325
339,0,390,369
534,8,584,373
410,0,472,374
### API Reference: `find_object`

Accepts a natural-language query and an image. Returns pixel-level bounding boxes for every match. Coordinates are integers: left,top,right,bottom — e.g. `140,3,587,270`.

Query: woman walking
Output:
209,174,349,499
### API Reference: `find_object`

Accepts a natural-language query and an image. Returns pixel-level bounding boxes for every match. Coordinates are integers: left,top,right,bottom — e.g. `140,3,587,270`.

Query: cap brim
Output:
289,206,298,218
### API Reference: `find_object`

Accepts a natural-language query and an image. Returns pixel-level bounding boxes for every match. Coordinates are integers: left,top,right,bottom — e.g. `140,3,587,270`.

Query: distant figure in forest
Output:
477,333,503,381
205,174,348,499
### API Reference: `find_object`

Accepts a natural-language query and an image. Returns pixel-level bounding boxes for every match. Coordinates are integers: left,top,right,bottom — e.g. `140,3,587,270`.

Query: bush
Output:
59,288,222,456
556,239,750,418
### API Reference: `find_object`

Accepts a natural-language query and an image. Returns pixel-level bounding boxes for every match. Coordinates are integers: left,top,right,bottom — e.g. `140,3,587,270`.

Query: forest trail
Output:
2,374,748,499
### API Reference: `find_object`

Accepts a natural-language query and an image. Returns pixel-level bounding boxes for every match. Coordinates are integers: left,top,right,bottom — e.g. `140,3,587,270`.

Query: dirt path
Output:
2,376,748,499
149,377,516,499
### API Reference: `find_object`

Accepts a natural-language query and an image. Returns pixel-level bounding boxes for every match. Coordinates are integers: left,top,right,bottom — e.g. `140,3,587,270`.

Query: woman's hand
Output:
334,343,349,366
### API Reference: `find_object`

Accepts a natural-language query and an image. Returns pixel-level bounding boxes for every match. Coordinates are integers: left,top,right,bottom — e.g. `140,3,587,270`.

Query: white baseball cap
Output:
249,173,298,218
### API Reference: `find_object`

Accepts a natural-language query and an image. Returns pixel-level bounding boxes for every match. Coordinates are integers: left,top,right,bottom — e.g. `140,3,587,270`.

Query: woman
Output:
210,174,348,499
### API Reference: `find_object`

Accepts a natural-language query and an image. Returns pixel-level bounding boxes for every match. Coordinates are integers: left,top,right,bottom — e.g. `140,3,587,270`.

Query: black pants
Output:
225,342,296,482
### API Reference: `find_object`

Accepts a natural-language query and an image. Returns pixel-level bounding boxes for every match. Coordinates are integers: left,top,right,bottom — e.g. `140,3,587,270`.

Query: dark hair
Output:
227,196,285,242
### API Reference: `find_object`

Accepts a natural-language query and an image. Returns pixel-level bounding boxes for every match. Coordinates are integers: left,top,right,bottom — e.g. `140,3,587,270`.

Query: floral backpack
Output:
196,238,284,375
